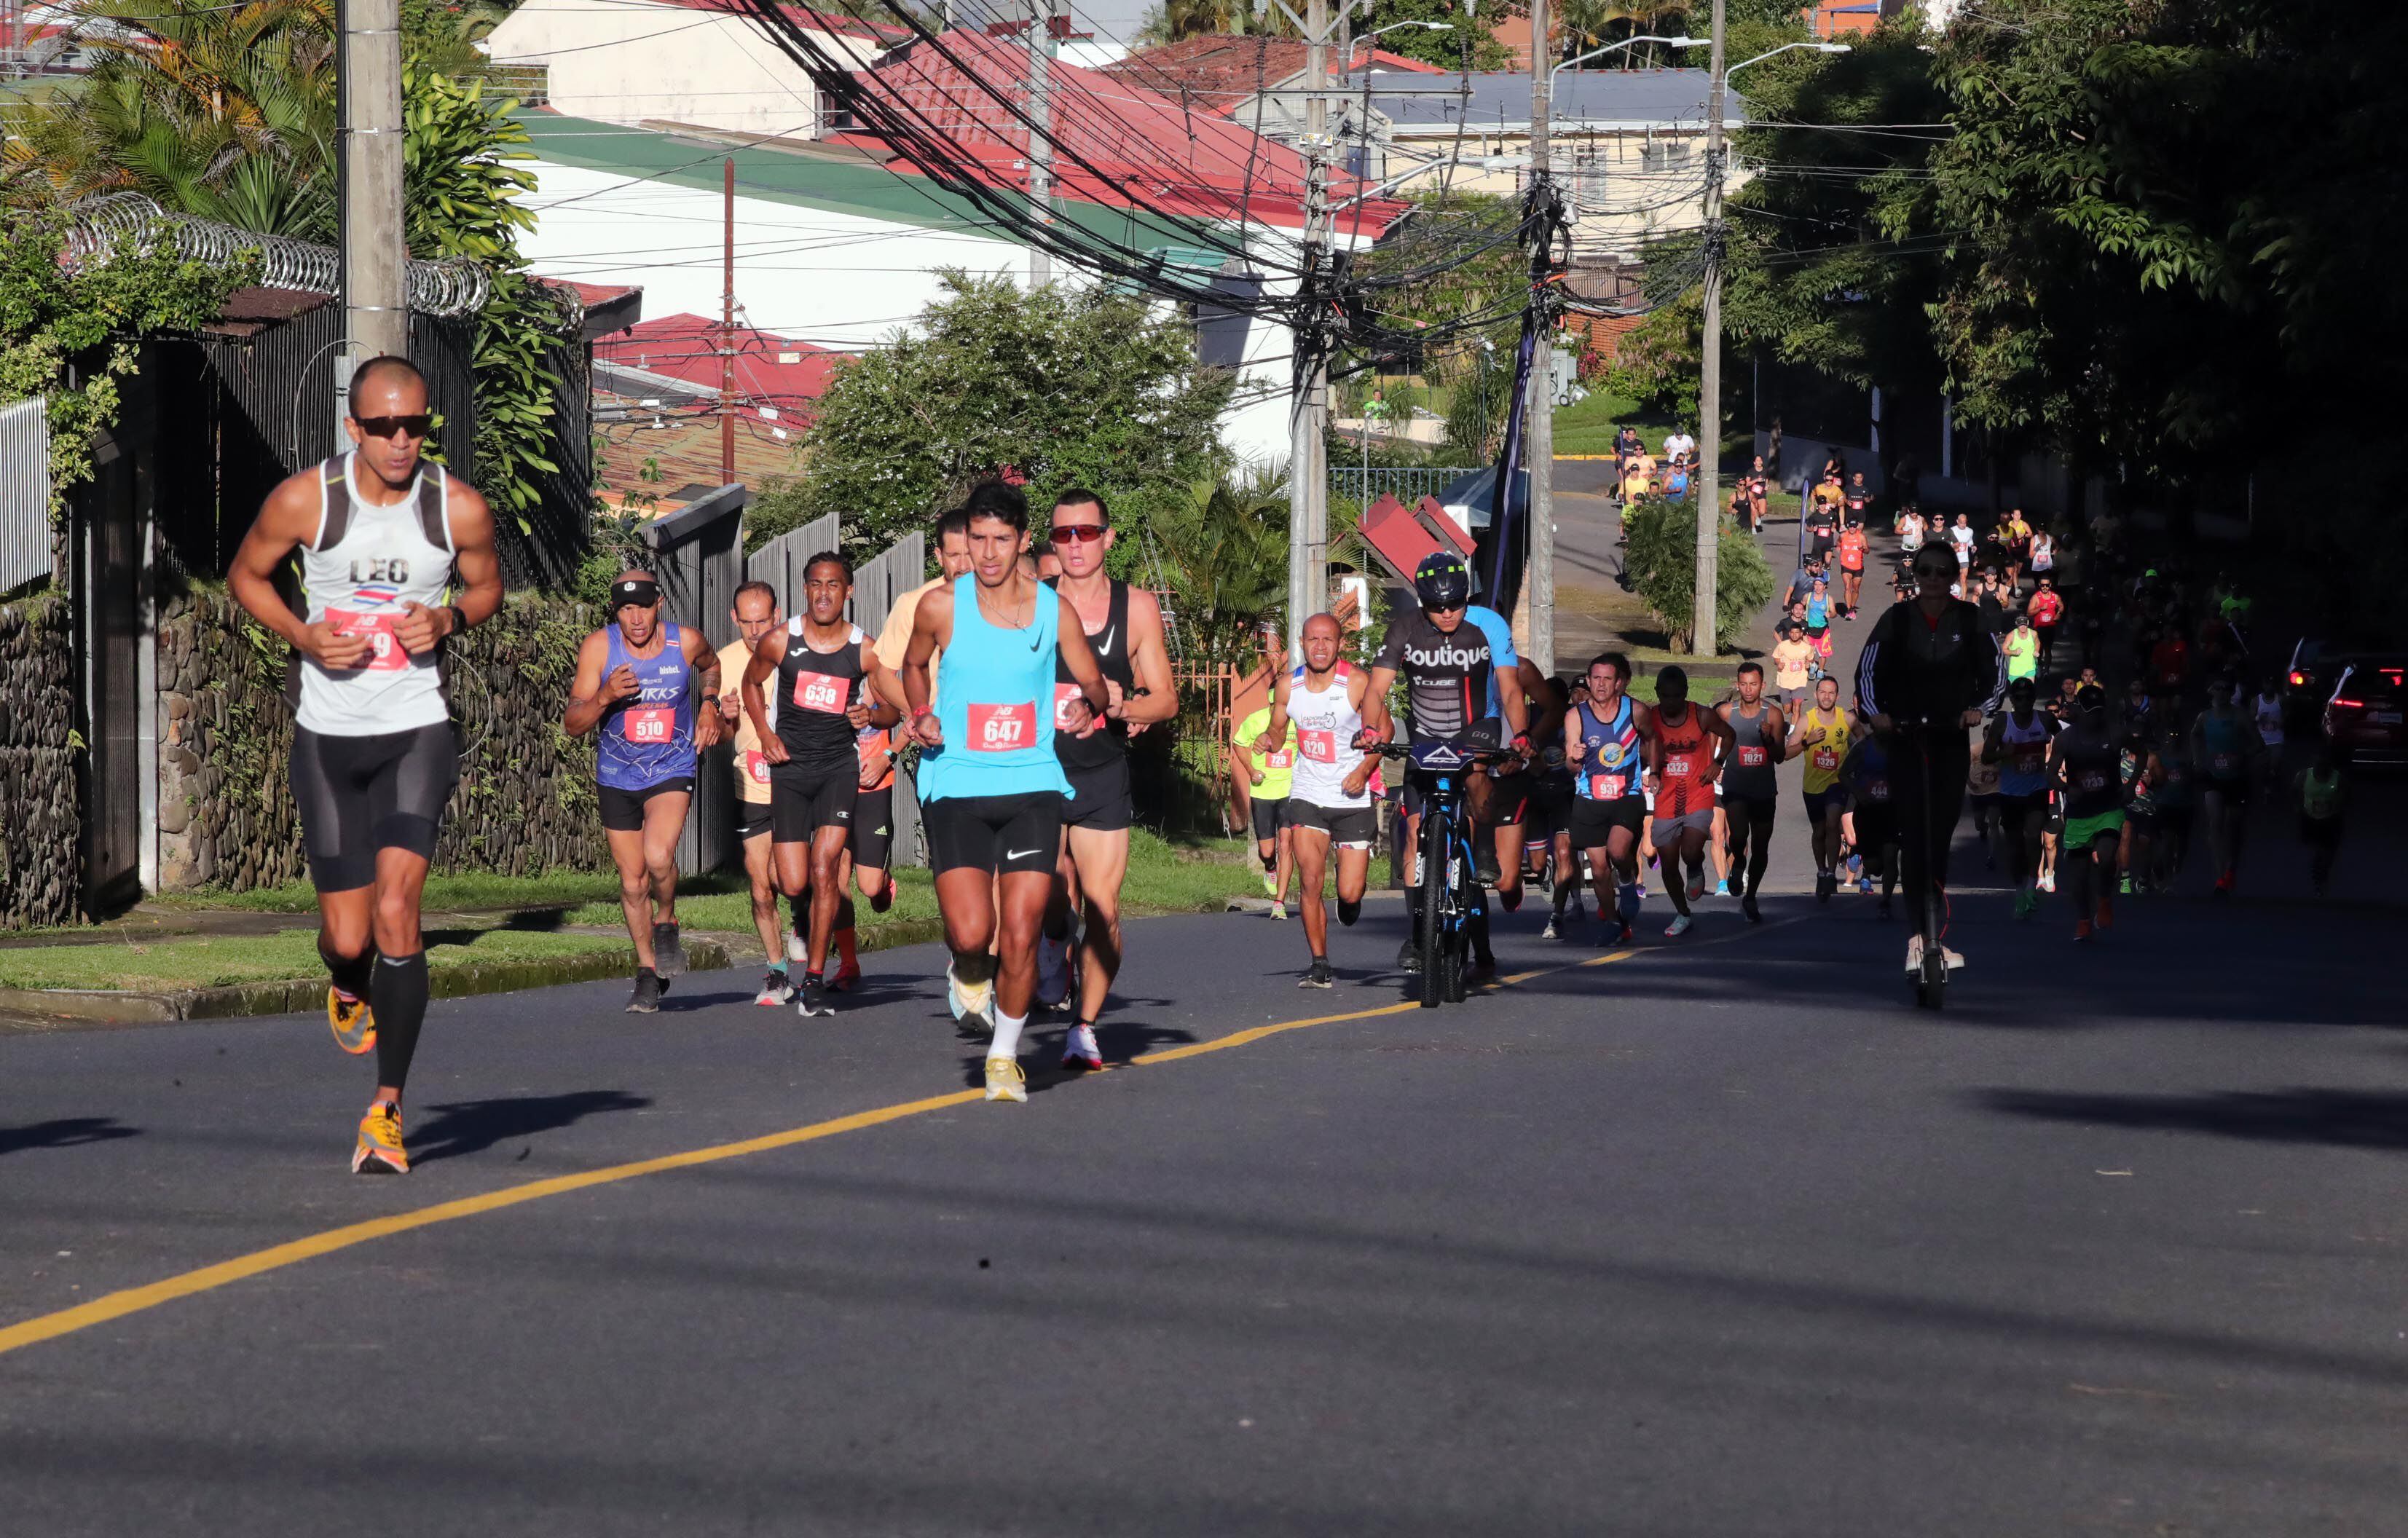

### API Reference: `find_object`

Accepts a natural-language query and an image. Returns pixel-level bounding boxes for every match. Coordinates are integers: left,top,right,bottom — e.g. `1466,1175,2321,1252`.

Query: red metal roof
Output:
1102,35,1444,117
831,29,1412,239
595,313,852,419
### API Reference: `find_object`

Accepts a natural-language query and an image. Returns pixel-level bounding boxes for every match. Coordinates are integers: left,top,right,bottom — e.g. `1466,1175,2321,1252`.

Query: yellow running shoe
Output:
983,1057,1026,1104
327,988,376,1056
352,1102,409,1175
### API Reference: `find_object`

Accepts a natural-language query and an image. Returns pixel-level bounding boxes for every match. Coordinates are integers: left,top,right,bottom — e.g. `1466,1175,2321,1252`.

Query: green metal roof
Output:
517,111,1211,257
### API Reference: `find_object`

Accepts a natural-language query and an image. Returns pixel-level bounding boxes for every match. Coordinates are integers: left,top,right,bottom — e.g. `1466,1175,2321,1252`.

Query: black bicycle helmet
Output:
1413,551,1471,610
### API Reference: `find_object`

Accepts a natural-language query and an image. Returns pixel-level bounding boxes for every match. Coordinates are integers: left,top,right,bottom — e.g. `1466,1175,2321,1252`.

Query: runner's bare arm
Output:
857,638,904,725
1562,698,1587,762
743,628,787,763
901,584,953,746
228,473,374,670
1357,665,1399,746
562,631,625,737
1119,587,1177,730
393,481,503,655
1498,677,1530,745
685,627,724,749
1342,669,1385,792
1256,669,1293,753
1763,705,1790,760
1055,595,1107,738
1517,661,1560,749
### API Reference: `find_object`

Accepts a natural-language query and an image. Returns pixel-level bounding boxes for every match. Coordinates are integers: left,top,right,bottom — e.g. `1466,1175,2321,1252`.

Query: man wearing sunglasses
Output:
229,355,504,1176
567,570,725,1013
1039,489,1176,1072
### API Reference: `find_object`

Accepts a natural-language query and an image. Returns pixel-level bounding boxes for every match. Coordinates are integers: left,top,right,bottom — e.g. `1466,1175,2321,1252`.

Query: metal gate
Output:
744,513,841,604
1,397,50,593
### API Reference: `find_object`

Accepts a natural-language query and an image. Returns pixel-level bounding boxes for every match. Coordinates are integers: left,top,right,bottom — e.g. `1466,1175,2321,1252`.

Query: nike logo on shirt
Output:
1006,848,1042,860
1092,626,1116,658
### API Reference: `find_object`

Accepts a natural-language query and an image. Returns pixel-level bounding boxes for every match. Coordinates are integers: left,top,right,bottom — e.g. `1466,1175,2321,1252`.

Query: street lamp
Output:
1350,20,1450,71
1550,34,1706,98
1726,39,1851,78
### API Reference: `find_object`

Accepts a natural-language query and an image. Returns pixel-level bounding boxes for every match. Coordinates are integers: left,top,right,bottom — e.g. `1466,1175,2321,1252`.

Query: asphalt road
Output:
3,803,2401,1534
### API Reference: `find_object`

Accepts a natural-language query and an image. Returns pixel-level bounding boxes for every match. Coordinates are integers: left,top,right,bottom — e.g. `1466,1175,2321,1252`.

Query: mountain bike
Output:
1380,739,1521,1008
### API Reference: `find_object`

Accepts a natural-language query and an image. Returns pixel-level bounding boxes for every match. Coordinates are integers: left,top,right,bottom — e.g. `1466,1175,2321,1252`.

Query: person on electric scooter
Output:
1854,543,2007,977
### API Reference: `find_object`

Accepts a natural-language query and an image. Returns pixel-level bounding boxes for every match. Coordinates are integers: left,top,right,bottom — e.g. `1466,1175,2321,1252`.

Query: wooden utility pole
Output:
721,157,736,485
337,0,407,414
1028,0,1052,286
1691,0,1727,657
1524,0,1555,676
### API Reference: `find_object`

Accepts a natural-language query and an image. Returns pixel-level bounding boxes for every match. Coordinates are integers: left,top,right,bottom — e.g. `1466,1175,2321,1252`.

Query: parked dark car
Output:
2324,655,2408,765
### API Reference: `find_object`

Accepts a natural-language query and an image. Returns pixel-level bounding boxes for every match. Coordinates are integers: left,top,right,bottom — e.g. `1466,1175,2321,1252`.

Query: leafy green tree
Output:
1,209,252,530
797,271,1234,551
1618,497,1771,652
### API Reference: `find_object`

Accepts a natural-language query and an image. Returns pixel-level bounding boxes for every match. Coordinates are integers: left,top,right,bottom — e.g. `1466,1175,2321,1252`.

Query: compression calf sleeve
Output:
320,932,374,1001
1337,897,1361,926
371,951,430,1092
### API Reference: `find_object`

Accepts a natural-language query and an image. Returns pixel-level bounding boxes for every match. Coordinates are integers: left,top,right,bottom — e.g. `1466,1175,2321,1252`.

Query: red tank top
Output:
1654,707,1718,815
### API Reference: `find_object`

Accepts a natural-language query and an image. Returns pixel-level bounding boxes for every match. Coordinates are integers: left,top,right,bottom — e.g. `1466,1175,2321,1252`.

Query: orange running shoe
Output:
352,1102,409,1175
327,988,376,1056
2073,919,2093,943
2095,891,2114,931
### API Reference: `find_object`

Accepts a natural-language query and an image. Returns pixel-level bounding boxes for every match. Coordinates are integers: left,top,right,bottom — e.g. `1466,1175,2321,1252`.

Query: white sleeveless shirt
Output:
1286,661,1369,808
295,453,457,737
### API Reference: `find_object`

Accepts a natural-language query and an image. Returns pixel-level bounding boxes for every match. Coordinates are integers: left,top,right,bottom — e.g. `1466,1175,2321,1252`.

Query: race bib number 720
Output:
967,701,1036,752
328,609,406,671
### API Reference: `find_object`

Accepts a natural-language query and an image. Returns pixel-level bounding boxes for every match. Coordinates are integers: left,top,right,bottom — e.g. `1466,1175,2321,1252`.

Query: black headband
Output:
611,579,660,610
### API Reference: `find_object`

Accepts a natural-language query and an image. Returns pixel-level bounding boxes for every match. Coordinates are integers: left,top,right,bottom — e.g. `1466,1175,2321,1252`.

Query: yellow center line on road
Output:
0,944,1664,1361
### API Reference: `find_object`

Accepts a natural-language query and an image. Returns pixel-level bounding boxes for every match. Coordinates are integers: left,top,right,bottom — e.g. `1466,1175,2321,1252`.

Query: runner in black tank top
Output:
1038,491,1177,1071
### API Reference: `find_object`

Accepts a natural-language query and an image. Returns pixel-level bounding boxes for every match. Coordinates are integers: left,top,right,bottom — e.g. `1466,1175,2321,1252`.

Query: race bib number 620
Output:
967,701,1036,752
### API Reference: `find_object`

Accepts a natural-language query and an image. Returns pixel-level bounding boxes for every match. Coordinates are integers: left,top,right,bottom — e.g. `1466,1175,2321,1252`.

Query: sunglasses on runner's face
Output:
1049,524,1106,545
355,414,433,441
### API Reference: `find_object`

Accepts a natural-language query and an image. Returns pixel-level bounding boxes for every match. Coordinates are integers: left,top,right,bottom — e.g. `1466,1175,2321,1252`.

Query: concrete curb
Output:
0,938,731,1026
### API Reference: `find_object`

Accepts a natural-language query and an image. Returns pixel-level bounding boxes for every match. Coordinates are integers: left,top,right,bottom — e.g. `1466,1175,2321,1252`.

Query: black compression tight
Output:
1726,799,1777,896
373,951,430,1093
2063,833,2118,919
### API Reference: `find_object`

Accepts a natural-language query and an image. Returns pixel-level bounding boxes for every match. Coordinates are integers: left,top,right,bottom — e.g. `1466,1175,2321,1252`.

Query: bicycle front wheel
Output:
1417,813,1448,1008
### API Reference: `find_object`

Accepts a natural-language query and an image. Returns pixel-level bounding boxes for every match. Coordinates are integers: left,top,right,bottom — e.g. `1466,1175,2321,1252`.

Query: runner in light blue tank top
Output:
919,572,1071,802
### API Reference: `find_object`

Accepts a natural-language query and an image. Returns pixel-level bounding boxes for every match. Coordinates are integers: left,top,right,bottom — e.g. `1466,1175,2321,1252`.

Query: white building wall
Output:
487,0,876,137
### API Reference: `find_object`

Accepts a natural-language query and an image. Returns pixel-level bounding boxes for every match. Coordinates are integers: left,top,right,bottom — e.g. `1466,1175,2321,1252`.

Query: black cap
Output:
611,577,661,610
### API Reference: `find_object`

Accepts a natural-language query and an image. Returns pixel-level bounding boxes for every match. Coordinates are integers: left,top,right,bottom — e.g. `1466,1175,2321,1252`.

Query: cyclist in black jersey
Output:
1358,553,1531,976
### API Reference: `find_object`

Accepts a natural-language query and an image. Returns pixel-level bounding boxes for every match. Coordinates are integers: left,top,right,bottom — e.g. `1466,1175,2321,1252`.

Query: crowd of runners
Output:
233,360,2366,1176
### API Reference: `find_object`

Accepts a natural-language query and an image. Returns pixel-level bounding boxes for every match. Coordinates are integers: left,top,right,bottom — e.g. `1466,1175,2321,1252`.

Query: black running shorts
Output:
1061,755,1133,832
1249,794,1288,844
598,776,694,833
1569,796,1644,845
771,765,855,844
851,784,895,868
290,723,459,892
923,792,1063,877
734,800,774,843
1286,800,1375,848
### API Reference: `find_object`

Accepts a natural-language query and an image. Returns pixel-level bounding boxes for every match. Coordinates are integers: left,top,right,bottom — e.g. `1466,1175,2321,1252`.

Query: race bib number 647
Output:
967,701,1036,752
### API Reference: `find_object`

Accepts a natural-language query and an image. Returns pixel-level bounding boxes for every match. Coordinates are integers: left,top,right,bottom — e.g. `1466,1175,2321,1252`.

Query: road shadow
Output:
0,1116,140,1159
409,1090,651,1165
658,988,760,1013
1977,1087,2408,1152
950,1017,1201,1092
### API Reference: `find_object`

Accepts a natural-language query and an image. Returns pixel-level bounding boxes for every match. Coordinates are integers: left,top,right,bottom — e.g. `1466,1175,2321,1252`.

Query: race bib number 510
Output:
967,701,1036,752
620,706,674,744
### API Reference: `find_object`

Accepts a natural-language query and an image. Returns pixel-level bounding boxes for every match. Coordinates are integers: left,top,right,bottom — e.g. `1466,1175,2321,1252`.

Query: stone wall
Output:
0,598,82,928
156,588,609,891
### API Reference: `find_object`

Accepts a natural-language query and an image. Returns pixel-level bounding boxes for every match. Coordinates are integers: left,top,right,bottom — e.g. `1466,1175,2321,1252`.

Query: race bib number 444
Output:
967,701,1036,752
328,609,406,671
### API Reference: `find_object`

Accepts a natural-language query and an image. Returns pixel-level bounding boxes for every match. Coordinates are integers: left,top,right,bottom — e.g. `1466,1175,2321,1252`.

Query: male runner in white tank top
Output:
1256,612,1385,987
228,356,504,1175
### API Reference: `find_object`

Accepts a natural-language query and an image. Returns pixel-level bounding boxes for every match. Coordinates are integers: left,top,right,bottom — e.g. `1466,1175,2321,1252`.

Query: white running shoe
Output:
984,1057,1027,1103
1034,935,1071,1009
786,931,807,965
2038,871,2057,894
1943,946,1966,970
1664,914,1693,937
1541,915,1559,940
754,968,795,1007
1904,934,1925,973
1061,1023,1102,1071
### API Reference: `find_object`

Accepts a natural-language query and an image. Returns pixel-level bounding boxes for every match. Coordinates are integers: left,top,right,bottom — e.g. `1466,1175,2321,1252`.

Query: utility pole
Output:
1286,0,1332,658
1524,0,1555,677
337,0,407,422
1690,0,1726,658
1026,0,1052,288
721,157,736,485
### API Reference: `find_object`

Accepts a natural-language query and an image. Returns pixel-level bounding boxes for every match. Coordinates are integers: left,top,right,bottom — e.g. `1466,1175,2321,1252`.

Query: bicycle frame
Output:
1387,739,1516,1007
